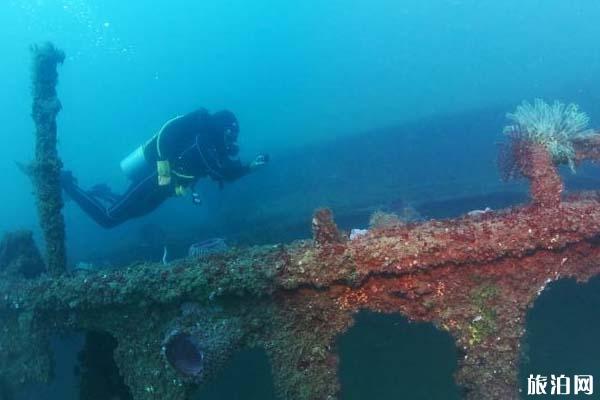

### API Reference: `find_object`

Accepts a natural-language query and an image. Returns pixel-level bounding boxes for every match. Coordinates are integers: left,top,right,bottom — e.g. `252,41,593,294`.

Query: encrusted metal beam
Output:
28,42,67,276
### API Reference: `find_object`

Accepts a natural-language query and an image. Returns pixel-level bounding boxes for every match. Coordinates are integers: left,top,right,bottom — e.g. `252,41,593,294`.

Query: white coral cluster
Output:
504,99,594,171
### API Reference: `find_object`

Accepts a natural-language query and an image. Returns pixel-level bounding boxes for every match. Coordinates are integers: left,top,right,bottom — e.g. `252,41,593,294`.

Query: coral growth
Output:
368,210,404,229
312,208,344,246
504,99,594,171
514,142,563,207
188,238,228,258
0,230,45,279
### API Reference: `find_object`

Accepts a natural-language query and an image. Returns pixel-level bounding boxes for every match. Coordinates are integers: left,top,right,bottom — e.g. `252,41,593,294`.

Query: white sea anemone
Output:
504,99,594,171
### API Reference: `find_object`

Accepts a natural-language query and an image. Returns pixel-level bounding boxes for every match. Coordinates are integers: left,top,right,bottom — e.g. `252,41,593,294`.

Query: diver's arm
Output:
219,154,268,182
218,159,252,182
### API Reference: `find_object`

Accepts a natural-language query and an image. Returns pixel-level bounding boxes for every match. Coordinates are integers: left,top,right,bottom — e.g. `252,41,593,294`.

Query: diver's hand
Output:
250,154,269,170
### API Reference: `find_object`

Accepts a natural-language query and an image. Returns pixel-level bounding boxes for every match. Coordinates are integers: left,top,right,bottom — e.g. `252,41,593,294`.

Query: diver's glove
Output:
250,154,269,170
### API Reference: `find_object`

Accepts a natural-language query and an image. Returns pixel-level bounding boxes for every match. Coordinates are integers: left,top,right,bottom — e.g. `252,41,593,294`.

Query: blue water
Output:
3,1,600,399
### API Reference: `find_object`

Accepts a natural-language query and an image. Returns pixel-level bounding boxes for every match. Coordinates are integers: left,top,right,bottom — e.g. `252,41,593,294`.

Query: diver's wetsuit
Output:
62,109,251,228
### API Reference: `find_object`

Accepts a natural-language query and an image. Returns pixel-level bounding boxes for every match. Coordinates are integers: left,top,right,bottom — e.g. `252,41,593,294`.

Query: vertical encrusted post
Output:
30,42,66,276
312,208,342,247
520,142,563,208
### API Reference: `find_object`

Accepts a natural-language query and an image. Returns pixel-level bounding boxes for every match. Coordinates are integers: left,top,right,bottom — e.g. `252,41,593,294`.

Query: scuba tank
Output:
120,116,184,182
119,145,152,181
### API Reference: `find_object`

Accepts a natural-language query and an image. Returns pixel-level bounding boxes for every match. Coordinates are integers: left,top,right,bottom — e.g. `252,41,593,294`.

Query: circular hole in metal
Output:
165,333,204,378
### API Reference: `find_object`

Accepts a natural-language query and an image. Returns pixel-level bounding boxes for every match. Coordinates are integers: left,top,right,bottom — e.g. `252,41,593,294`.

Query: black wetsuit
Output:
62,109,250,228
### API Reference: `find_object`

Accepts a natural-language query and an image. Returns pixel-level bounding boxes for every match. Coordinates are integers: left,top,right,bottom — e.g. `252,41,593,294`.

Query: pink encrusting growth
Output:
517,142,563,207
296,134,600,399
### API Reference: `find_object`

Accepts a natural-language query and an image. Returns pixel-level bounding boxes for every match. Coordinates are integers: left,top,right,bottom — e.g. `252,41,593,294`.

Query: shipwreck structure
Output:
2,44,600,400
26,42,67,276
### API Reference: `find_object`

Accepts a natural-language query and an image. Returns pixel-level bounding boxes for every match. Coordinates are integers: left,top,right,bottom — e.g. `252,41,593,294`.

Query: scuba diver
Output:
61,108,269,228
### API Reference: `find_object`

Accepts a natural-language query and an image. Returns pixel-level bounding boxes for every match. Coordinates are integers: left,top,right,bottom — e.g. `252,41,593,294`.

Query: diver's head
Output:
211,110,239,156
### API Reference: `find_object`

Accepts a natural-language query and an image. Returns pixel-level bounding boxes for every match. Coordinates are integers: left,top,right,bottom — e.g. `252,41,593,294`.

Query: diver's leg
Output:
88,183,120,203
62,171,171,228
61,175,123,228
105,173,171,223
